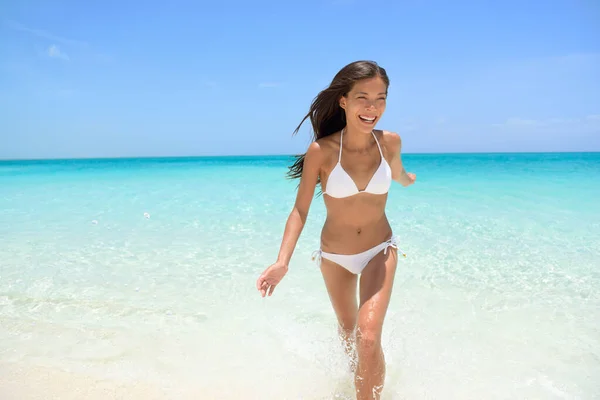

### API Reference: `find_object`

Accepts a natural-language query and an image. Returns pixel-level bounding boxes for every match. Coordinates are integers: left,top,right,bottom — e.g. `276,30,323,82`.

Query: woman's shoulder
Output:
377,129,402,153
305,133,335,162
315,131,341,146
312,132,341,155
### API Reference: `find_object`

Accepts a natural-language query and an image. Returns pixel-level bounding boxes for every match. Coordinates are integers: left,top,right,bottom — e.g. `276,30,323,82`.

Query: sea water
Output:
0,153,599,399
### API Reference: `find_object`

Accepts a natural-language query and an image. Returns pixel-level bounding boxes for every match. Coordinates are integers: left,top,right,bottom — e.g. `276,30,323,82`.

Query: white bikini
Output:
312,129,406,275
323,129,391,198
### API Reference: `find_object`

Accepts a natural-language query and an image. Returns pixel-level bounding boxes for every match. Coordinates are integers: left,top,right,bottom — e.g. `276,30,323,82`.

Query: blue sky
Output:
1,0,599,159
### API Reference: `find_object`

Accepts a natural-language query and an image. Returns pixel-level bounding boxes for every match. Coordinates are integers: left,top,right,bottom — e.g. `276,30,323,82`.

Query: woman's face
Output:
340,76,388,133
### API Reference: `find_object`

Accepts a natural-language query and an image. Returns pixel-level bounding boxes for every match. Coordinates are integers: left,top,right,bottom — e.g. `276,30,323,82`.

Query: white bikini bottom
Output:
311,235,406,275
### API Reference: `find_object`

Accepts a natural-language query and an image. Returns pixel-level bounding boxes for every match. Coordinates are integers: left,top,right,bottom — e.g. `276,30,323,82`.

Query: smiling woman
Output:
256,60,416,400
286,61,390,183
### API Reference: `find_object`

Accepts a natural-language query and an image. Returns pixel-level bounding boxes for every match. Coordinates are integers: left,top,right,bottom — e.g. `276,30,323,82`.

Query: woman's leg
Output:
355,247,398,400
319,258,359,370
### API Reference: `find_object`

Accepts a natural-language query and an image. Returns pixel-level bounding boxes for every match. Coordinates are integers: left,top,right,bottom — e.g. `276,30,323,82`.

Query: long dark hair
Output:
286,60,390,185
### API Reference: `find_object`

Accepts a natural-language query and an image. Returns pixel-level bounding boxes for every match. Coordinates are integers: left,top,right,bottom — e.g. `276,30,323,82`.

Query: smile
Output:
359,115,376,123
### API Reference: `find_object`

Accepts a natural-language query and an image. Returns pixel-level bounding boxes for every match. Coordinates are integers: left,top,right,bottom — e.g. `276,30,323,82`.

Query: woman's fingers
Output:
256,276,265,296
257,265,283,297
260,279,270,297
258,278,277,297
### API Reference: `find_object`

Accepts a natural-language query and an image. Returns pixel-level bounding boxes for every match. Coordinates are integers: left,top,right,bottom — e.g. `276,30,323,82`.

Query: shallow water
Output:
1,153,599,398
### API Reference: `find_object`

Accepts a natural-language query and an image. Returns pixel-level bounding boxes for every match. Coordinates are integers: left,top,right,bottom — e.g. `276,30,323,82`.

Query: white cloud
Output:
503,118,542,126
5,20,88,48
587,114,600,121
47,44,69,60
492,115,600,135
5,20,111,63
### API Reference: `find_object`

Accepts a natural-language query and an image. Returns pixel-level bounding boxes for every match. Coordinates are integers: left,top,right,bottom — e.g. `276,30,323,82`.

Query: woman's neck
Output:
342,126,375,152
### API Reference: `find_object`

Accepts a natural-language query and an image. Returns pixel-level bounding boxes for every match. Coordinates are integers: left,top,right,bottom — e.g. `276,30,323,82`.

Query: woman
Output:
256,60,416,399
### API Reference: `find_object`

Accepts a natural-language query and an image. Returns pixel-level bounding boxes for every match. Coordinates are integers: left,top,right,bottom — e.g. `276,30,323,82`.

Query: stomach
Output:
320,194,393,254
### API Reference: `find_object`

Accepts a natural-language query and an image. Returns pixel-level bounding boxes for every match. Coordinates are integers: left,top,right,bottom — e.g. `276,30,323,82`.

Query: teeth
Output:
359,115,375,121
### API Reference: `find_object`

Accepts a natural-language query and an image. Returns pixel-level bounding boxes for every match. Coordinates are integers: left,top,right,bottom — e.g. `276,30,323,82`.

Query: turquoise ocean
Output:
1,152,599,399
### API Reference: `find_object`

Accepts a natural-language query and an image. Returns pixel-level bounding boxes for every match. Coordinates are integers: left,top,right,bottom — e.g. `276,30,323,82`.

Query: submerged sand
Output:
0,363,177,400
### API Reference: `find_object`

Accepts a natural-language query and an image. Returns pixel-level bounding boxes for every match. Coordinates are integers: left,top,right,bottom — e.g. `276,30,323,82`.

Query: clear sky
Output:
1,0,599,159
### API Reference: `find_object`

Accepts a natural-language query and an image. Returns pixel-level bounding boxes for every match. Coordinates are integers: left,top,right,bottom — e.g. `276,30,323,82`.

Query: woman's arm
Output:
256,141,324,297
276,141,323,265
386,131,416,187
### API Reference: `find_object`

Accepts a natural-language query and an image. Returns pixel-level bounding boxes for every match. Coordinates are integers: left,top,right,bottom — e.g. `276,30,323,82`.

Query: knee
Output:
356,325,381,353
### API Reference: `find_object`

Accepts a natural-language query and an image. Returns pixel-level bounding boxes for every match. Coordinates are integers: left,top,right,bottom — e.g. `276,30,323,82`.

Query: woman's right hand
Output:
255,141,322,298
256,261,288,297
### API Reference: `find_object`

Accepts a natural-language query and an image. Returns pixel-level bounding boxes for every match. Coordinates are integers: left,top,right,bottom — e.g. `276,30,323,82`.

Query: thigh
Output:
357,247,398,333
320,258,359,328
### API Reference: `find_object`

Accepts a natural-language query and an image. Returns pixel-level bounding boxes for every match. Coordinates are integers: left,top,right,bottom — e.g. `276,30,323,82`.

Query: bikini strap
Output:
371,130,384,158
311,249,322,265
383,235,407,258
340,129,382,161
338,128,344,162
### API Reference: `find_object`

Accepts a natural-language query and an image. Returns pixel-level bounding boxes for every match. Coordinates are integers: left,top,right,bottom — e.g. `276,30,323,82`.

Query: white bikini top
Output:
323,129,392,198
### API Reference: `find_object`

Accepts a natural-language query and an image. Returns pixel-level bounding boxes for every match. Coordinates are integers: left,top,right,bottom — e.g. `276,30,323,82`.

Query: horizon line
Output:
1,150,599,162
